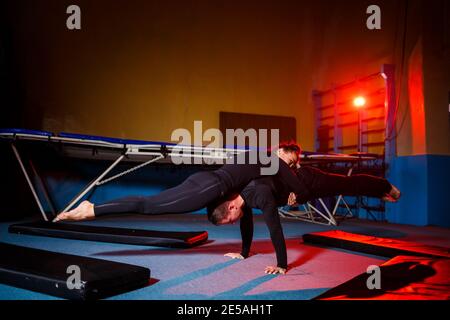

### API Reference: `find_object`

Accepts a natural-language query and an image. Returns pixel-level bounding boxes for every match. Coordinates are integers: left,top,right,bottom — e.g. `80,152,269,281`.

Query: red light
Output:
353,96,366,108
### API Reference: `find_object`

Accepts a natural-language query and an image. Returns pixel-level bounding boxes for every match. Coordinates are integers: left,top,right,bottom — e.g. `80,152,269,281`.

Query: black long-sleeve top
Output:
238,178,291,269
214,152,311,202
215,153,306,270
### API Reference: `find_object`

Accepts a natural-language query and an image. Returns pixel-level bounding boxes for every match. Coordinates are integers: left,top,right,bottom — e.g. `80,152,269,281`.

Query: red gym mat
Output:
303,230,450,259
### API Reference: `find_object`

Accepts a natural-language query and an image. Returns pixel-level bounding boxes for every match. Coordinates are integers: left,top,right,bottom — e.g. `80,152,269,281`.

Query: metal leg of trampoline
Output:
335,165,355,218
60,154,126,213
278,165,356,226
11,144,49,221
60,152,165,213
278,206,333,226
315,165,354,224
28,159,56,216
309,201,337,226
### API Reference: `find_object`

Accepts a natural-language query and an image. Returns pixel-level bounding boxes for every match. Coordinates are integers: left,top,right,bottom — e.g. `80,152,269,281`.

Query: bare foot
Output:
382,184,401,202
389,184,401,200
53,200,95,222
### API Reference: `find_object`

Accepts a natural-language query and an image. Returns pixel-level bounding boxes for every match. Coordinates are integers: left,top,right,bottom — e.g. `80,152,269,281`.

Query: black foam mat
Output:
0,242,150,300
9,221,208,248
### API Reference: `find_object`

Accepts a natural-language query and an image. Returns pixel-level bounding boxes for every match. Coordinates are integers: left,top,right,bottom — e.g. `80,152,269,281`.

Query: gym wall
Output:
1,0,449,226
1,0,404,151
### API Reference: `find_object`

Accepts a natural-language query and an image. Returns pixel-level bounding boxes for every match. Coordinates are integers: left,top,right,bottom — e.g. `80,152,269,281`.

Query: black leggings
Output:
297,166,392,202
94,171,225,216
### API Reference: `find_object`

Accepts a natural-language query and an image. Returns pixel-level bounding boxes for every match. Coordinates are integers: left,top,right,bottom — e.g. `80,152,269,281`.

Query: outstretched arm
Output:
255,185,288,274
224,205,253,260
240,206,254,258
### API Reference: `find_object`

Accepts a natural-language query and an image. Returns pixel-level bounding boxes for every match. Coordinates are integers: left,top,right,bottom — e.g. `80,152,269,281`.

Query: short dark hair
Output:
207,199,229,225
279,141,301,155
